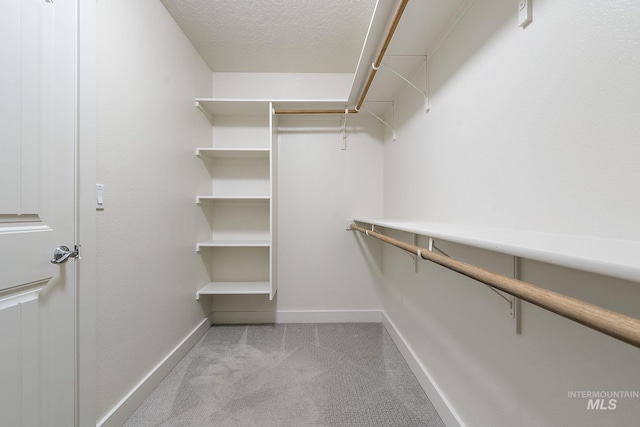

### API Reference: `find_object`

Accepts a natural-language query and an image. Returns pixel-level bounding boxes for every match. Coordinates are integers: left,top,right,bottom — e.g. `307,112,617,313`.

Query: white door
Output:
0,0,77,425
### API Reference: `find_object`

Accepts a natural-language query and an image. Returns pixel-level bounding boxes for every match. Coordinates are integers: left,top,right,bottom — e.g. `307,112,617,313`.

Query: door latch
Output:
51,245,80,264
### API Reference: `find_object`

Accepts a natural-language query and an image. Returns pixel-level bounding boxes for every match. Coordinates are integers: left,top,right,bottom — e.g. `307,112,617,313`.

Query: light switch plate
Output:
96,184,105,210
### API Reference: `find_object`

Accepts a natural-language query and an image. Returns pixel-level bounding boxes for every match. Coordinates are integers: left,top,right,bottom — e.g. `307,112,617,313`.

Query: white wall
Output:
96,0,212,421
211,115,385,319
385,0,640,240
378,0,640,426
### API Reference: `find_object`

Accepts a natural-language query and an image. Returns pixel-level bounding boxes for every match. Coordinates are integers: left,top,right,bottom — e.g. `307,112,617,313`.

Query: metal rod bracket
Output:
341,109,348,150
429,237,517,320
361,106,397,141
380,56,429,113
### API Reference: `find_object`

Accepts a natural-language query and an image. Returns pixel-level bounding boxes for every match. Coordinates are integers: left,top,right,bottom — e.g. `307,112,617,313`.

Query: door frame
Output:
77,1,97,425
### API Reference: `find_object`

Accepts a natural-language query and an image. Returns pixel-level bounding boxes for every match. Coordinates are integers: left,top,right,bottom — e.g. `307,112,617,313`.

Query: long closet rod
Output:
274,0,410,115
350,223,640,349
356,0,409,112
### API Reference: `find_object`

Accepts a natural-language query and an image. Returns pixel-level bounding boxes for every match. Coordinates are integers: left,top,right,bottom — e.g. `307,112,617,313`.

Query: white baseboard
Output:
382,313,464,427
97,316,212,427
212,309,383,324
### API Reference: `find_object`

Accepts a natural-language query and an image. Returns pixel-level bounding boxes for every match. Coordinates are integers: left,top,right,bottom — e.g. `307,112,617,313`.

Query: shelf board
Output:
196,238,271,251
196,281,270,299
353,218,640,284
196,196,270,205
196,148,270,160
195,99,270,117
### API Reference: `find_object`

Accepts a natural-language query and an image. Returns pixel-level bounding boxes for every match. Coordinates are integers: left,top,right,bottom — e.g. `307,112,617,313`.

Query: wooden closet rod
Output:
355,0,409,112
275,109,358,115
274,0,410,115
350,224,640,349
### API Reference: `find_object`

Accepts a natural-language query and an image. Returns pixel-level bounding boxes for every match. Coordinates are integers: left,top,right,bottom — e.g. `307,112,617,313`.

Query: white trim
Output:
0,287,42,310
77,0,97,425
382,313,464,427
212,310,383,324
96,317,212,427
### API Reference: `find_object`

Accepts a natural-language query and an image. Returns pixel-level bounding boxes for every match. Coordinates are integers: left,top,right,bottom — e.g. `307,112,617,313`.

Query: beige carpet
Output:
124,323,445,426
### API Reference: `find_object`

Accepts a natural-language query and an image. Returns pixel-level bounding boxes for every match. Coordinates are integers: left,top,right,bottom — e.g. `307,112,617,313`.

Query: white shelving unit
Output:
196,239,271,249
196,147,270,160
197,282,271,298
196,196,270,204
195,99,278,300
353,218,640,283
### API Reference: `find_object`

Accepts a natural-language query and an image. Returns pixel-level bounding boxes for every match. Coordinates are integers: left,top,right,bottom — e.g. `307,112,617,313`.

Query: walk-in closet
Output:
1,0,639,426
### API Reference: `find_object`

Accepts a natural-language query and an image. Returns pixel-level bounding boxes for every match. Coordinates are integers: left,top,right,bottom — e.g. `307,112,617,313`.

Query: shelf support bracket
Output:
195,101,215,125
428,238,519,322
360,106,397,141
380,56,429,113
512,256,522,334
357,223,418,268
413,234,419,272
341,109,348,150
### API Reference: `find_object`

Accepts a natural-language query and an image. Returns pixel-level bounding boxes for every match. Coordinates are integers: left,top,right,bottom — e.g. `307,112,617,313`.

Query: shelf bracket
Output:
341,109,348,150
427,237,449,257
358,223,417,268
512,256,522,334
428,237,519,325
380,56,429,113
413,234,419,272
360,106,397,141
195,101,215,124
396,233,421,269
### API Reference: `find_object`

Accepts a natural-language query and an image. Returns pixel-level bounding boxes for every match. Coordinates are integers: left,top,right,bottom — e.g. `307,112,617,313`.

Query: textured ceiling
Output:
160,0,378,73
